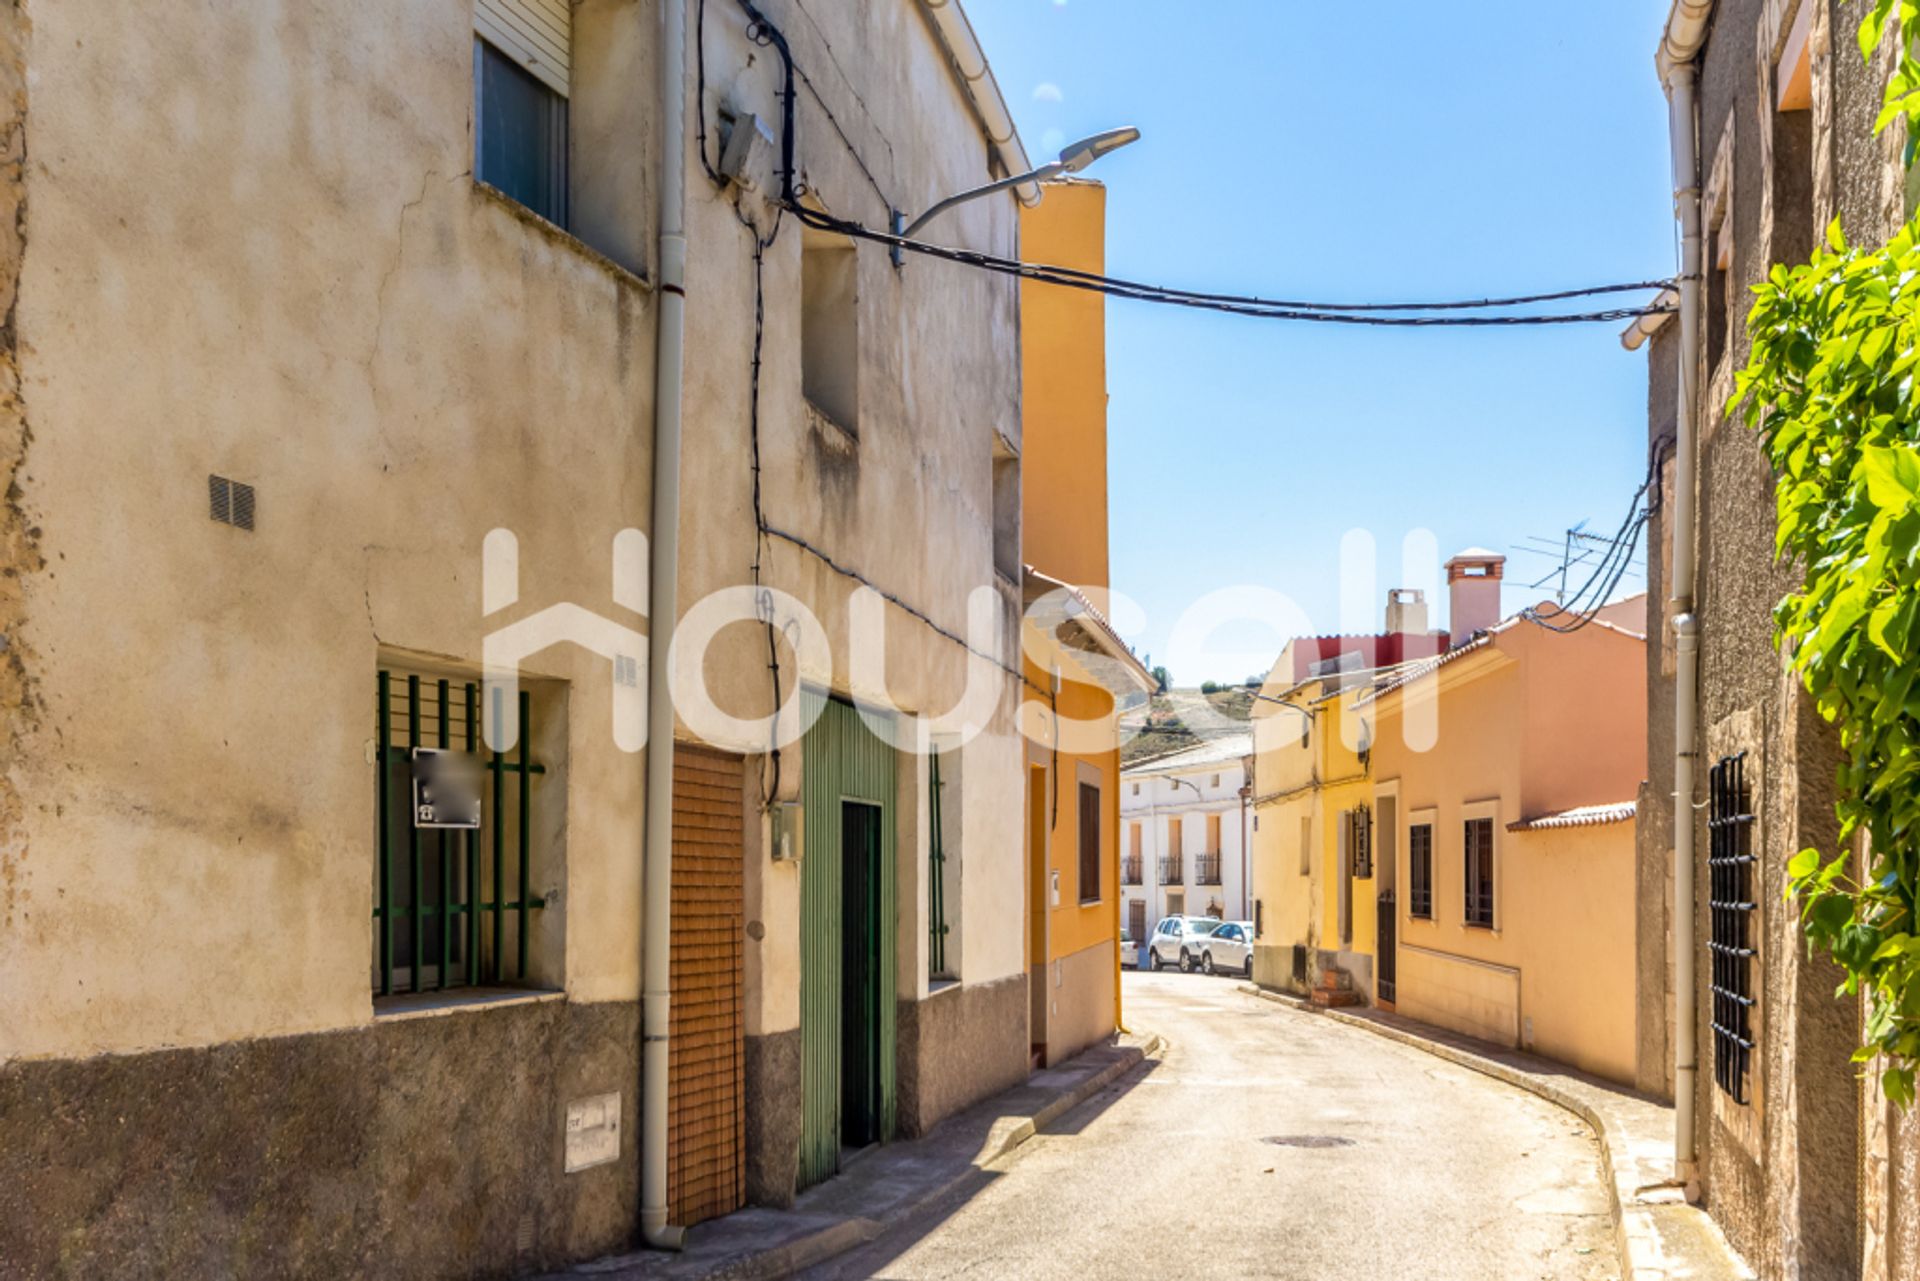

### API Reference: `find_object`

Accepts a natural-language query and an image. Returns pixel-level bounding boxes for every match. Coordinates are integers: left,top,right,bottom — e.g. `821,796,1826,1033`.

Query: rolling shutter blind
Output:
476,0,571,97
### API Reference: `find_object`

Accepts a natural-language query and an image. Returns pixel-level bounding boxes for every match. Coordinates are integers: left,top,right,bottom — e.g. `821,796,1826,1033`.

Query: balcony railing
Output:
1157,856,1183,884
1122,856,1143,886
1195,854,1223,885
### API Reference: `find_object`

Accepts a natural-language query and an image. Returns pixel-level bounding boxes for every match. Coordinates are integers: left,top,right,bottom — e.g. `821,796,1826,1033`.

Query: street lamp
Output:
890,126,1141,266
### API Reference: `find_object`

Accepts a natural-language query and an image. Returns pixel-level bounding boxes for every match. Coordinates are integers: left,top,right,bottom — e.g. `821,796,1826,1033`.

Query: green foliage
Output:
1200,680,1221,695
1738,215,1920,1107
1728,0,1920,1112
1864,1,1920,141
1150,665,1170,694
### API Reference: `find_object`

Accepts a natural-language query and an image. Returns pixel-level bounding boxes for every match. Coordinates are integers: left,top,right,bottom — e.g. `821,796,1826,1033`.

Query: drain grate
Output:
1263,1135,1355,1149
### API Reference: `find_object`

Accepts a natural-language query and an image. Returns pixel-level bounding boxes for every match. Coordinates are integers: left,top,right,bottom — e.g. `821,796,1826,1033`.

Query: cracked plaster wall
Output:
0,0,659,1059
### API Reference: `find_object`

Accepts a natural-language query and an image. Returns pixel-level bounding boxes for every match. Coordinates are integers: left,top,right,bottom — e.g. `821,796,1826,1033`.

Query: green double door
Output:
799,695,898,1189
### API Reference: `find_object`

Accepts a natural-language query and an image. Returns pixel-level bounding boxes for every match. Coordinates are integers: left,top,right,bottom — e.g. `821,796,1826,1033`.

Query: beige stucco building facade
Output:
0,0,1045,1273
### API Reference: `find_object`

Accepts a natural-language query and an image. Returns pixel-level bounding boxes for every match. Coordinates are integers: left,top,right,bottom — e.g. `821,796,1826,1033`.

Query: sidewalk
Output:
543,1033,1162,1281
1241,984,1753,1281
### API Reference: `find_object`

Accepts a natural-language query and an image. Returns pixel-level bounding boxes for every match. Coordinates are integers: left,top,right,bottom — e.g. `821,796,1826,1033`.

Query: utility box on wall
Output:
564,1093,621,1174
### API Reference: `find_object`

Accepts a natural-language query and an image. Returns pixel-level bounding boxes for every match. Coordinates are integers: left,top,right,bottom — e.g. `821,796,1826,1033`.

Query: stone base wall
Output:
1042,939,1116,1068
895,972,1029,1139
742,1027,803,1209
0,997,639,1280
1252,942,1302,994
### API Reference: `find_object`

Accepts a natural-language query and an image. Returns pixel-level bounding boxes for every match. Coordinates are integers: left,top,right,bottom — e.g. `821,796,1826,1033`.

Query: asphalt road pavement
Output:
798,970,1621,1281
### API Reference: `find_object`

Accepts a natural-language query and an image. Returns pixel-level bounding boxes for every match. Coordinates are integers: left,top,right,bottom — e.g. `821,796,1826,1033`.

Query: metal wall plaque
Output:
411,747,483,829
565,1092,622,1173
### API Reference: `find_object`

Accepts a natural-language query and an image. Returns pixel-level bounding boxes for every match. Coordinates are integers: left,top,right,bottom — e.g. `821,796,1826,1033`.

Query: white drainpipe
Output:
918,0,1041,206
642,0,690,1251
1658,0,1711,1185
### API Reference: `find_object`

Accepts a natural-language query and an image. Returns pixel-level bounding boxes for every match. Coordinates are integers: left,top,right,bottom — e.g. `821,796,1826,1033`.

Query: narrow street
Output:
801,973,1620,1281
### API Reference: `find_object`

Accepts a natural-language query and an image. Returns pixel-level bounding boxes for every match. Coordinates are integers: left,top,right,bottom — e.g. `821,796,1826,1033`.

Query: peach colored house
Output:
1359,602,1647,1085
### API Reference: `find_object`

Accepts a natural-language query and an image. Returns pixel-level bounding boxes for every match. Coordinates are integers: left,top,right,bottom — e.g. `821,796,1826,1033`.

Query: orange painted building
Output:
1018,179,1152,1067
1359,605,1646,1084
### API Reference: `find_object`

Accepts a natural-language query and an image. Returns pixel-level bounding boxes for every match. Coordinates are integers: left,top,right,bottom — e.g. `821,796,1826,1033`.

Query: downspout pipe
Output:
1662,33,1707,1185
642,0,690,1251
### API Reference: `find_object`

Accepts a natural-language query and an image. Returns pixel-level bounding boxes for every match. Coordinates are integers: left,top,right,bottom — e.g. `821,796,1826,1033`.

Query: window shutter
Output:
477,0,571,97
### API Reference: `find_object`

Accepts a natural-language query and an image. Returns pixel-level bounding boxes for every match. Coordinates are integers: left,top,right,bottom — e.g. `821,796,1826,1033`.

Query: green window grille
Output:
374,669,547,997
929,752,949,979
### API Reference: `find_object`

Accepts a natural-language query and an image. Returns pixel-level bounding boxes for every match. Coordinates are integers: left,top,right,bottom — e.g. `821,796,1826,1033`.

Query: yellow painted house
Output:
1248,664,1379,1003
1018,178,1153,1067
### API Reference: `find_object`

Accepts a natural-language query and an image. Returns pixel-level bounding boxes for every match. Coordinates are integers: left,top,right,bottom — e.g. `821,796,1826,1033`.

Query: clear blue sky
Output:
965,1,1677,684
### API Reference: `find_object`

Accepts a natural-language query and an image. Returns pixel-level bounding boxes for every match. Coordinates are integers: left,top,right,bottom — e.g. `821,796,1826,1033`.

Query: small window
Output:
1298,815,1311,876
1209,773,1221,788
992,444,1019,581
1078,782,1101,904
1351,804,1373,878
1706,221,1731,371
1776,0,1812,112
802,224,860,431
929,747,961,981
1464,817,1495,928
474,32,569,228
1409,823,1434,919
1710,753,1756,1104
1254,899,1264,938
374,668,554,997
1131,782,1140,796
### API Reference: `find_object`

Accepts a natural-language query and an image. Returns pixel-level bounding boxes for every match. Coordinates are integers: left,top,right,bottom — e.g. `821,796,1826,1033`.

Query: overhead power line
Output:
723,0,1677,329
1520,434,1672,634
792,207,1676,327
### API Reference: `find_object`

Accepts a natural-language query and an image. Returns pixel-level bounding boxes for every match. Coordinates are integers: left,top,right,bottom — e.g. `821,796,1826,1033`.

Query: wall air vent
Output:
209,475,256,531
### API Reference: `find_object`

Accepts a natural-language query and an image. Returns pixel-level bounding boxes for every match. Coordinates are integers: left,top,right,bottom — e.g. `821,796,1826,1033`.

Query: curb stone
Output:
565,1032,1165,1281
1238,983,1752,1281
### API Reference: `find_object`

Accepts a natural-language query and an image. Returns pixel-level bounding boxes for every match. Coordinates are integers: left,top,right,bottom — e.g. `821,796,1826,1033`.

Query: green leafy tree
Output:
1733,1,1920,1106
1150,666,1171,694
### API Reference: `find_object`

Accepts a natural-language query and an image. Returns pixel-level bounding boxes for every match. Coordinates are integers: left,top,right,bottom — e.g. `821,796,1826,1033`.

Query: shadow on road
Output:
793,1051,1163,1279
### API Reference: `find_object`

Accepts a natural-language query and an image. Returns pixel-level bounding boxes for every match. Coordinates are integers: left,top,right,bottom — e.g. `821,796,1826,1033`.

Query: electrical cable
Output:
723,0,1676,329
795,202,1676,326
701,0,1678,745
1521,434,1672,634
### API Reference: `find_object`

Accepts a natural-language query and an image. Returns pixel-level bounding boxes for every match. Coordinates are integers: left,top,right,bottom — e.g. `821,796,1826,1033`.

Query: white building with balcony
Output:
1120,734,1255,948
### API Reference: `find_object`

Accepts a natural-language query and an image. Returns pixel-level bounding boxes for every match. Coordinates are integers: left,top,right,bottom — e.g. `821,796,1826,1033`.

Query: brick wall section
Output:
668,745,747,1226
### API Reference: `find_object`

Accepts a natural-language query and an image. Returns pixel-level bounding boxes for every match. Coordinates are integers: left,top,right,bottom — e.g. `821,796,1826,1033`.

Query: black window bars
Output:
1709,751,1757,1104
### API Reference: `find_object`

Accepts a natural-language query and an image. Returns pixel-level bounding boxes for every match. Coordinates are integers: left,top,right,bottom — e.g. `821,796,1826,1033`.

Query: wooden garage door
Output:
668,745,746,1226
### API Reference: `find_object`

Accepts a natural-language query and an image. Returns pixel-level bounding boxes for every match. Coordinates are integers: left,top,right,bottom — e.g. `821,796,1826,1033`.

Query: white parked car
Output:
1119,927,1142,970
1146,916,1223,972
1198,920,1255,977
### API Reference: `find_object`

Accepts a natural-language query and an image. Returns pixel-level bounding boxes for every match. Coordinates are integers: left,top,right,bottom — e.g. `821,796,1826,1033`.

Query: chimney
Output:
1445,549,1505,647
1384,588,1428,637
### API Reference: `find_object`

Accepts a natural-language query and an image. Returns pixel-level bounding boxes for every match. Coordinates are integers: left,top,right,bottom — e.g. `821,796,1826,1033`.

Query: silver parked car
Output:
1147,916,1223,972
1198,920,1255,977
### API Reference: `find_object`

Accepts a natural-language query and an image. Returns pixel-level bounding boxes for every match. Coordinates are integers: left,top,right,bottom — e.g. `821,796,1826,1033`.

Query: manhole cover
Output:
1262,1135,1355,1149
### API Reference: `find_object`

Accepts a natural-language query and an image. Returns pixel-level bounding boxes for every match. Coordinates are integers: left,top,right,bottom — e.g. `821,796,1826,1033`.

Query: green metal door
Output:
799,695,898,1188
